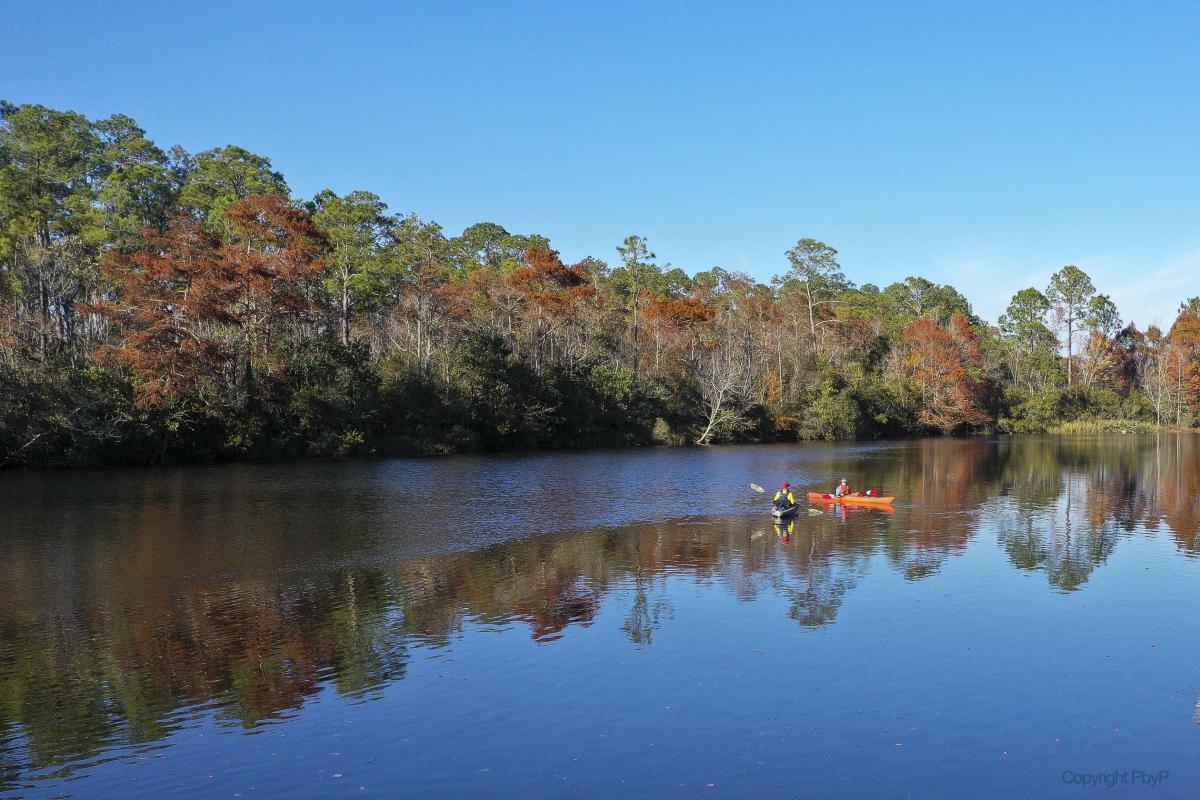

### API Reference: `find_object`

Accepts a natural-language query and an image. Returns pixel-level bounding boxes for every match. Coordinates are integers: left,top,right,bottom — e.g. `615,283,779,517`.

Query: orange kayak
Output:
808,492,895,506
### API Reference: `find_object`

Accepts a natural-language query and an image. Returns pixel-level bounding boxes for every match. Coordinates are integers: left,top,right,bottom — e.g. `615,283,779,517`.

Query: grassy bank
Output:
1047,419,1168,434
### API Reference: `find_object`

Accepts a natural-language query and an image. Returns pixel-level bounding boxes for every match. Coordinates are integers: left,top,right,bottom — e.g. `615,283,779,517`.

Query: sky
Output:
3,0,1199,326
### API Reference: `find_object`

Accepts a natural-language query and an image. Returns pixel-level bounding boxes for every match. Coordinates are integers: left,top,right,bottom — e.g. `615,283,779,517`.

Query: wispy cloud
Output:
1100,247,1200,329
930,245,1199,329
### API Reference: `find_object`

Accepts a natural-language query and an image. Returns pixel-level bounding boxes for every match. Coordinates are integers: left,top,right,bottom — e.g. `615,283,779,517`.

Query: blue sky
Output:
3,1,1198,326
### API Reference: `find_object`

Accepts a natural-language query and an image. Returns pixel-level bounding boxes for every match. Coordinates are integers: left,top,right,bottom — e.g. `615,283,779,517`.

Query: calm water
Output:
1,437,1198,799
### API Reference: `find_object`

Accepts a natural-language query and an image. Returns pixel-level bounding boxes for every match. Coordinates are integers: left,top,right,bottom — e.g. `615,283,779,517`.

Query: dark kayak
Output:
771,505,799,519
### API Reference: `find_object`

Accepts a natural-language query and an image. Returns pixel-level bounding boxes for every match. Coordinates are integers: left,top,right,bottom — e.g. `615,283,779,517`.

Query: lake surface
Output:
1,437,1198,798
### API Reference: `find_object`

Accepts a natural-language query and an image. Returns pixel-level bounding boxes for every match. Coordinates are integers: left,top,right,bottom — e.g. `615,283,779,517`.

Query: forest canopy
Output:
2,100,1198,467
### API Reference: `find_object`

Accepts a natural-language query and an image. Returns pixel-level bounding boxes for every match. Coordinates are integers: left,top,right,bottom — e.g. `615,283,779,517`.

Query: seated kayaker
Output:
832,479,881,498
773,482,796,509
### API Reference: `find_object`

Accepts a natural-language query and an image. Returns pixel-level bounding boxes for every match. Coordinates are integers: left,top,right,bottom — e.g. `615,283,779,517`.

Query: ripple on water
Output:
1,437,1200,797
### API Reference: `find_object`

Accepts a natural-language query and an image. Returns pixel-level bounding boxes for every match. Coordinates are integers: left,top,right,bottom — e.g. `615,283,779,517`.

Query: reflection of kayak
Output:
771,505,799,519
808,492,895,506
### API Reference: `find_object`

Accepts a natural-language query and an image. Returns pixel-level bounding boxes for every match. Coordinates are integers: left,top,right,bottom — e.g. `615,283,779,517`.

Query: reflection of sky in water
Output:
1,436,1199,798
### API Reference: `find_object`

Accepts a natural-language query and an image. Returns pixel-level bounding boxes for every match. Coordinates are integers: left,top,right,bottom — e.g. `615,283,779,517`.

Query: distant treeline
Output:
2,101,1199,467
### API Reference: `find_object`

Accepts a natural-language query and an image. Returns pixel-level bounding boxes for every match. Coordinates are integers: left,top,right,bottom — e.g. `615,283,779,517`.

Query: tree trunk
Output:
1066,313,1074,387
1177,353,1184,427
340,272,351,345
805,279,816,342
696,385,727,445
415,311,423,372
631,294,641,380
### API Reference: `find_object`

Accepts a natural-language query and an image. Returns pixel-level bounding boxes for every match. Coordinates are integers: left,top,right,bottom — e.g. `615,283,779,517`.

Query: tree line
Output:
3,100,1199,467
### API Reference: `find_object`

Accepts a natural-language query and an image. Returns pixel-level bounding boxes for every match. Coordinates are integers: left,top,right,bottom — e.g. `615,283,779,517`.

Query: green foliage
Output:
779,238,846,296
389,212,452,281
0,99,1190,468
882,277,975,326
450,221,548,275
1003,386,1145,434
652,417,685,445
177,145,288,231
1087,294,1121,338
450,333,544,448
377,359,463,453
798,386,862,440
1047,265,1095,317
0,362,143,467
90,114,179,249
276,337,381,457
310,189,396,341
1046,265,1097,387
436,337,671,451
606,234,691,300
999,287,1062,391
1003,388,1066,433
858,373,919,434
0,103,100,245
555,363,666,447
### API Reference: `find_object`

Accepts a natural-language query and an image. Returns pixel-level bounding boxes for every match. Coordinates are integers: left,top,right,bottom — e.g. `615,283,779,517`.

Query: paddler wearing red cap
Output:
773,482,796,511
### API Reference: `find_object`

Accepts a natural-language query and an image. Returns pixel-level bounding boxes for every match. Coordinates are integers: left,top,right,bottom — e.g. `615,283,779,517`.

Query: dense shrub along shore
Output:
2,101,1199,468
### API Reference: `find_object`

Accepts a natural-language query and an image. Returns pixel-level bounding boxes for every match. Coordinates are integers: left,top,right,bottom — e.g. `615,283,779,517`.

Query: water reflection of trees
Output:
3,435,1200,787
0,506,968,788
990,435,1200,589
782,530,863,627
0,570,409,785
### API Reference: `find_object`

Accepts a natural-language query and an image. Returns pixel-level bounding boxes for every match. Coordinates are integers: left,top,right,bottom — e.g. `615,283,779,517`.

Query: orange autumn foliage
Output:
507,246,594,313
643,295,716,329
1169,311,1200,414
902,312,989,432
90,194,325,410
643,294,717,372
507,247,596,366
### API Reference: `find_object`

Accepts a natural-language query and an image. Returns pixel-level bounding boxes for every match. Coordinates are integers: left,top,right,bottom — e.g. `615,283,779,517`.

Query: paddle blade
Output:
750,483,765,493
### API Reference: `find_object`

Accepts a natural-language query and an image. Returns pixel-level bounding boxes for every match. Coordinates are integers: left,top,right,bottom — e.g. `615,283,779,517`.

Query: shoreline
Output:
4,426,1195,474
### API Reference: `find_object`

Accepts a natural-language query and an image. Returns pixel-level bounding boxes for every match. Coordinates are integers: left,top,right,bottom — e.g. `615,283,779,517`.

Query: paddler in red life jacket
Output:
773,482,796,509
834,479,880,498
